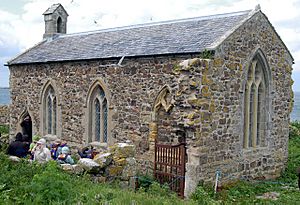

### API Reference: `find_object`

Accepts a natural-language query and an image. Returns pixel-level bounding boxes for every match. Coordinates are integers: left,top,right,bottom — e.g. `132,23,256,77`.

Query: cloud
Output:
0,0,299,90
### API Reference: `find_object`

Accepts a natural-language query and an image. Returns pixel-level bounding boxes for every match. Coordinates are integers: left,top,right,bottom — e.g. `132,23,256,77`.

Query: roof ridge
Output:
207,6,260,49
60,9,251,38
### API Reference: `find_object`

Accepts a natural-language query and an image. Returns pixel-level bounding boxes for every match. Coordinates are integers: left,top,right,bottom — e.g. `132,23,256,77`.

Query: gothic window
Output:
243,55,268,149
88,84,108,143
44,85,57,135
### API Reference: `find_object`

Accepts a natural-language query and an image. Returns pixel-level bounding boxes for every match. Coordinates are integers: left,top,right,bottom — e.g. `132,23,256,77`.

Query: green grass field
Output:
0,122,299,204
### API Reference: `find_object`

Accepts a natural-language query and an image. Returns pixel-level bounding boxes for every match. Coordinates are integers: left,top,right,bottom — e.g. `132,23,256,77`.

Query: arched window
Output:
57,16,63,33
88,84,108,143
243,54,268,149
43,85,57,135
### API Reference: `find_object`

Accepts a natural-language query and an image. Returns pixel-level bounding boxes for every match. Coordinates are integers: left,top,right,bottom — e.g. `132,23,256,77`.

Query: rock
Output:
115,158,127,166
122,164,137,180
8,156,21,162
126,157,136,166
109,143,135,159
93,153,113,168
92,176,107,183
0,133,9,144
256,192,280,200
61,164,73,172
73,164,84,174
108,165,123,176
77,158,100,173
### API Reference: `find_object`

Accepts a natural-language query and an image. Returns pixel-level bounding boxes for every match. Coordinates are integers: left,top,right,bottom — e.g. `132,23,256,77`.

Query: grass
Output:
0,154,195,204
0,124,9,135
190,121,300,204
0,122,299,204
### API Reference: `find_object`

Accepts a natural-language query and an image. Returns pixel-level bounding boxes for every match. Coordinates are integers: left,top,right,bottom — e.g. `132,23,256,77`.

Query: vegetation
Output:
191,121,300,204
199,49,214,59
0,154,194,204
0,124,9,135
0,122,299,204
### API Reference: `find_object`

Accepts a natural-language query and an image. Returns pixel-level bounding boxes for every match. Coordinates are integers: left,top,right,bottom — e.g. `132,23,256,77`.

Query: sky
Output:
0,0,299,91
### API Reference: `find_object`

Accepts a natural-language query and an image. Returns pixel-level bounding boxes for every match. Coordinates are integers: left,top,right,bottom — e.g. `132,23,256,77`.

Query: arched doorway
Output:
20,113,32,142
150,85,186,198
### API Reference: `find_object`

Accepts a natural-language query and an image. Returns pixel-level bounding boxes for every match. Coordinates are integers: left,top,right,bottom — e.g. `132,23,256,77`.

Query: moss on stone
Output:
108,166,123,176
202,74,212,85
213,58,224,67
201,86,211,97
209,101,215,113
189,80,198,88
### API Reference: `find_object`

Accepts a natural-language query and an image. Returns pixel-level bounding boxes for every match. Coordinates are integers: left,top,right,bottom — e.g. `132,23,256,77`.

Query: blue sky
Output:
0,0,299,91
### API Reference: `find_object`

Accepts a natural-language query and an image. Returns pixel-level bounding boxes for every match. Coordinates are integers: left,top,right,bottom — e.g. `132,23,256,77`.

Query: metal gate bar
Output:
154,141,186,198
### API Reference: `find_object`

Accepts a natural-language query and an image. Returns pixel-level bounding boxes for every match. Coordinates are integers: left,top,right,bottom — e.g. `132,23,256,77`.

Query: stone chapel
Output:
6,4,293,195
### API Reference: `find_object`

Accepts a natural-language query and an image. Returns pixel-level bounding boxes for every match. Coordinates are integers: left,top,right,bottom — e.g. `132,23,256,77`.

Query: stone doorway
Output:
20,113,32,142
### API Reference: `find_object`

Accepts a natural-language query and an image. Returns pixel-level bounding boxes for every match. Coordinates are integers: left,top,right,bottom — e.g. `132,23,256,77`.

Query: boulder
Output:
73,164,84,175
107,165,123,176
93,153,113,168
110,143,135,159
122,167,136,180
126,157,136,166
8,156,21,162
77,158,100,173
60,164,73,172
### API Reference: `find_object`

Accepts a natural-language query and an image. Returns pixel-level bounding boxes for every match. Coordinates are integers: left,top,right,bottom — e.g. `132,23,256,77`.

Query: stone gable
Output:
7,7,293,197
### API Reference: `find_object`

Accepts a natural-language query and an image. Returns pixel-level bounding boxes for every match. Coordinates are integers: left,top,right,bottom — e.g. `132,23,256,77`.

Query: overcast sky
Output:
0,0,299,91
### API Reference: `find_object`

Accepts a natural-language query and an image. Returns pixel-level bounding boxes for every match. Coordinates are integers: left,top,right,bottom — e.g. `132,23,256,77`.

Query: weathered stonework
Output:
0,105,10,125
8,10,293,197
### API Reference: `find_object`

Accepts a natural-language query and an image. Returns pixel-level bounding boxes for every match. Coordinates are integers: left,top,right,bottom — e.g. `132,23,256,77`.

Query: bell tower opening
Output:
43,3,68,39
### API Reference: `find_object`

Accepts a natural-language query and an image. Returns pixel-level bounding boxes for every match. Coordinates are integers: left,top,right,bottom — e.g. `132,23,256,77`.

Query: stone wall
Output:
0,105,10,125
184,12,293,195
8,12,293,197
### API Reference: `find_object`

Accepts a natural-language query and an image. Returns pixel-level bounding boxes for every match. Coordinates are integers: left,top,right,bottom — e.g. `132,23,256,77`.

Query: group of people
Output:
6,132,75,165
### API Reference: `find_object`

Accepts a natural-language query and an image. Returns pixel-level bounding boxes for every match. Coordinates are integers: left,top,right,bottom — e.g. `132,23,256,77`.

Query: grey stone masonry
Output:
0,105,10,125
8,6,293,197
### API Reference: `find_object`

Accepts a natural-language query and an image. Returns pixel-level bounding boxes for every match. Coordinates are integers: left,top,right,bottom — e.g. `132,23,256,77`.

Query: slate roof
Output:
8,9,255,65
43,3,68,15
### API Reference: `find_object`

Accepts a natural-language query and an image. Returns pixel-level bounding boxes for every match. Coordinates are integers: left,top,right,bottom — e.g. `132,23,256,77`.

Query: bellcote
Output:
43,4,68,39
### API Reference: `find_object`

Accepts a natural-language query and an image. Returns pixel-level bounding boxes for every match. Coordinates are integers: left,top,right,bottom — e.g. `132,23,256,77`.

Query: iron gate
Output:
154,141,186,198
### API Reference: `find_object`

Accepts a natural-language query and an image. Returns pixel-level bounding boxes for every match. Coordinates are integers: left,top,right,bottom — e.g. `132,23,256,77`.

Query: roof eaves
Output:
6,40,46,66
7,51,204,66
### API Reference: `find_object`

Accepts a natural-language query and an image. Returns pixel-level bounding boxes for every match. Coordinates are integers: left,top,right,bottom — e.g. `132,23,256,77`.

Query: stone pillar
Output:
148,122,157,154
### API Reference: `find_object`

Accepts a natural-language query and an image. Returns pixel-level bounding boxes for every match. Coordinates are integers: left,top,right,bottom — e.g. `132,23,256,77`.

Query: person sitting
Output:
29,135,40,159
56,140,68,156
7,132,28,158
77,146,93,159
22,134,30,154
50,139,61,160
32,138,51,163
57,147,74,165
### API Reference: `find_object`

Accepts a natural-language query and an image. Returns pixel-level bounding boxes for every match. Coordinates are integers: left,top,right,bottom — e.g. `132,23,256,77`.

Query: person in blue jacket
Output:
57,146,74,165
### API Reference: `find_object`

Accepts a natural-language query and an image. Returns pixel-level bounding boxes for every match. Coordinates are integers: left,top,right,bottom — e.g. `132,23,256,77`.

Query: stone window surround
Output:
39,80,62,138
85,79,112,146
243,48,272,150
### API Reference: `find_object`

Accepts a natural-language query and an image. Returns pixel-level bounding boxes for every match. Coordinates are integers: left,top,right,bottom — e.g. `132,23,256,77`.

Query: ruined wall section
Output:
184,11,293,195
0,105,10,125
